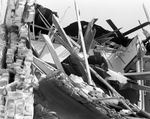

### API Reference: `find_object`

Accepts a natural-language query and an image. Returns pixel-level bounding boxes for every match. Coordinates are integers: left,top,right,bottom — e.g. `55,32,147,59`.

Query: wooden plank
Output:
95,27,122,41
106,19,125,39
123,71,150,81
52,15,73,47
42,34,65,72
83,18,97,53
124,83,150,93
74,0,93,86
123,22,150,36
33,56,55,75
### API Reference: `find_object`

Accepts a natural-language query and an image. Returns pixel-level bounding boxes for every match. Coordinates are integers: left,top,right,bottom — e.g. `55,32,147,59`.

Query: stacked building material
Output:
4,24,35,119
0,0,38,118
0,24,35,119
0,24,33,119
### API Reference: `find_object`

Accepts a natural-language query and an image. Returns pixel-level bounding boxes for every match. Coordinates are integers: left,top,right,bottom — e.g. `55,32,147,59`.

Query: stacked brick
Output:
3,24,36,119
0,0,37,118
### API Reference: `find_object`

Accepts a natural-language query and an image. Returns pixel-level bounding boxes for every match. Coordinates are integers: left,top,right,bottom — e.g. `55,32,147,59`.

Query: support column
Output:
137,58,145,110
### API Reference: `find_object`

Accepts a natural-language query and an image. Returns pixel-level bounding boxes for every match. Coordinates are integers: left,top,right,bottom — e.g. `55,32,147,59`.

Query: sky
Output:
36,0,150,39
1,0,150,39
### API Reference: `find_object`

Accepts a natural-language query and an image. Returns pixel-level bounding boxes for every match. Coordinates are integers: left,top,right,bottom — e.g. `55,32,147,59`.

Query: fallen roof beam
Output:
124,83,150,93
123,22,150,36
74,0,94,86
52,14,73,47
43,34,65,72
106,19,125,39
95,27,122,41
82,18,97,53
123,71,150,80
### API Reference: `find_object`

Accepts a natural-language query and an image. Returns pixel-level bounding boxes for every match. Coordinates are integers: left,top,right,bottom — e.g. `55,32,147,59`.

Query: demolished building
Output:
0,0,150,119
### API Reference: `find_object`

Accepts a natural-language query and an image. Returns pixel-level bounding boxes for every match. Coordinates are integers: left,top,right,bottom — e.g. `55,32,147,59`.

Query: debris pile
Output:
45,70,143,119
1,0,150,119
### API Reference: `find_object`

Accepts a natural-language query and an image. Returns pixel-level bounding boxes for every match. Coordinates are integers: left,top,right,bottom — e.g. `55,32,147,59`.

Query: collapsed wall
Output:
0,0,37,118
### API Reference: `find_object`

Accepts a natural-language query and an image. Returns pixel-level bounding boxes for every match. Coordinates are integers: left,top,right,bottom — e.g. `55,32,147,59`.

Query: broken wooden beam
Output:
83,18,97,53
74,0,93,86
42,34,65,72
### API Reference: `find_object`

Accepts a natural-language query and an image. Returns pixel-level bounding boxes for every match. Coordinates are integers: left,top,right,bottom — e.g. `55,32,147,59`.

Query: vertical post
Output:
137,57,145,110
136,35,145,110
140,57,145,111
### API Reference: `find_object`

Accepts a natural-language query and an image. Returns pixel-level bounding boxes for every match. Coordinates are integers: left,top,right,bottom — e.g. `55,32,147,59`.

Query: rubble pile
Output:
45,71,136,119
1,0,150,119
